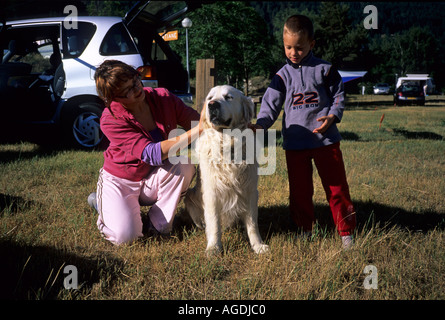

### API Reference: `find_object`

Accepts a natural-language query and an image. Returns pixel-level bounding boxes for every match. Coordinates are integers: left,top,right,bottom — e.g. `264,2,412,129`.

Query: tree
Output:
83,0,137,17
170,1,272,95
269,6,318,73
369,26,439,84
314,2,369,70
267,2,370,72
0,0,87,20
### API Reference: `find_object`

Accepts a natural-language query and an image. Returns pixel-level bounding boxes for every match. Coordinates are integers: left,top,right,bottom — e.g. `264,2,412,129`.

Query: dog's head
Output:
202,85,254,131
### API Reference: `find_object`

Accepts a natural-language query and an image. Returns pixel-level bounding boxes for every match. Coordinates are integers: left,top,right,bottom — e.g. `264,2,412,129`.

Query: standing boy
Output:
252,15,356,249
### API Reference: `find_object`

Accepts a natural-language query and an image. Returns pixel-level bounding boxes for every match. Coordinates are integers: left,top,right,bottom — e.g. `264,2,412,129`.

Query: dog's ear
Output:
242,96,255,124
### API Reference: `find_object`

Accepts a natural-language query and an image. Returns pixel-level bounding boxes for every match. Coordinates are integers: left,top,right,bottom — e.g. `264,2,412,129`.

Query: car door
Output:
123,1,202,94
0,22,61,123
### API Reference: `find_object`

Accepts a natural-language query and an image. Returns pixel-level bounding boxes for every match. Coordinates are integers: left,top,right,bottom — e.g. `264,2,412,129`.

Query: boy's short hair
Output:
283,15,314,40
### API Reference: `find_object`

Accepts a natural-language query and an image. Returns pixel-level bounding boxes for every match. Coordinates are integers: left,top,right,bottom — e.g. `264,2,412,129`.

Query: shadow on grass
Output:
0,239,124,299
0,143,82,165
0,145,55,165
0,139,108,165
340,129,443,142
340,131,361,141
0,193,38,217
354,200,445,232
254,201,445,241
176,199,444,244
345,97,445,110
391,128,443,140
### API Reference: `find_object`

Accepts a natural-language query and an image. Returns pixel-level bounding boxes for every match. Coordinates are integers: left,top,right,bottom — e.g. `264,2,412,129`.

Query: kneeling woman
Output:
90,60,203,245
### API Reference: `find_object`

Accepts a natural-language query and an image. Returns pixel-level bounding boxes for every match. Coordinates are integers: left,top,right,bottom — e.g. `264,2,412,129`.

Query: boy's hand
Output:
248,123,263,133
313,114,336,134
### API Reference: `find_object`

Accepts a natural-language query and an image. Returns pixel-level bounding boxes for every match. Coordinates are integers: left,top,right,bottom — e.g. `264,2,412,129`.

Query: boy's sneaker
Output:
341,235,354,250
88,192,97,211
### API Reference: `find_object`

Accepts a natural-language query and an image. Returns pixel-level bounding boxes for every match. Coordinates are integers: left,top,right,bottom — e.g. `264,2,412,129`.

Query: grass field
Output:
0,95,444,301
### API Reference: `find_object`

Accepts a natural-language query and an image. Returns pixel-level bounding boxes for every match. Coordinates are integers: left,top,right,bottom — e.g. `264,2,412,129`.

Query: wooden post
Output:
195,59,216,112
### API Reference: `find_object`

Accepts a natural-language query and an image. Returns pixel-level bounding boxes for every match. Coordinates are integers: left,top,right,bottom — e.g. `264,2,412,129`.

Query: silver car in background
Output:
373,83,391,95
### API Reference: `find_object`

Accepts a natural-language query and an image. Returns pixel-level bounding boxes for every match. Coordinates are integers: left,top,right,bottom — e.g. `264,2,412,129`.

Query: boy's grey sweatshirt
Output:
256,51,345,150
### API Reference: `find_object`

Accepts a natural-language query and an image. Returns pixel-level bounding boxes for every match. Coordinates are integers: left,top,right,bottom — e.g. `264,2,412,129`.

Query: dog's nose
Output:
208,100,221,111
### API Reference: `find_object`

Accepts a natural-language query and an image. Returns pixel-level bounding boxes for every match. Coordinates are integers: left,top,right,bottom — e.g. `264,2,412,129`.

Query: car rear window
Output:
402,86,420,93
100,23,138,56
62,22,96,58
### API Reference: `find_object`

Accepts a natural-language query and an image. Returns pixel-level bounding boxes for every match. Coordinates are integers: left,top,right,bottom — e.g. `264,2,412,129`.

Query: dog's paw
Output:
194,220,205,230
253,243,270,254
205,245,222,257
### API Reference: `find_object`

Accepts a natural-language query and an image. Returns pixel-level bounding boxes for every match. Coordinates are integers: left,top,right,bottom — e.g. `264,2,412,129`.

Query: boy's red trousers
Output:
285,142,356,236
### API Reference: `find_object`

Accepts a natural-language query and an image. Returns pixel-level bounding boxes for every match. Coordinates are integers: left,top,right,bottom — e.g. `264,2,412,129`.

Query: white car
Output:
373,83,391,95
0,1,196,149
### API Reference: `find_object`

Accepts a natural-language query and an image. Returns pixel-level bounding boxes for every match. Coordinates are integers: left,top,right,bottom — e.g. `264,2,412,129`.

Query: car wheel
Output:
63,103,104,149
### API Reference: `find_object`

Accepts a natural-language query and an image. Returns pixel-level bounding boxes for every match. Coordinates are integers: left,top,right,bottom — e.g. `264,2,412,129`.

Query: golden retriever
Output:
185,85,269,256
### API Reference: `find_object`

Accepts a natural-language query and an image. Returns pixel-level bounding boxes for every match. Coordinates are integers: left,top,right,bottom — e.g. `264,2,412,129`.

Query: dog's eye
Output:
223,94,233,101
207,96,213,101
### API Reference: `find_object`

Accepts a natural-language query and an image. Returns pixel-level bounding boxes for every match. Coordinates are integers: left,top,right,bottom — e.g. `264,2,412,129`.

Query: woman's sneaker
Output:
88,192,97,211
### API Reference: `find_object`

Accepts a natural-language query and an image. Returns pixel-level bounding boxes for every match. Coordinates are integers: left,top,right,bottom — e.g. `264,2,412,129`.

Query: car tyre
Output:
63,102,104,150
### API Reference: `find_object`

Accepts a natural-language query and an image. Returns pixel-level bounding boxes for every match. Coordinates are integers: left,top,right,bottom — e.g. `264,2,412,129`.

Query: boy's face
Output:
283,31,315,65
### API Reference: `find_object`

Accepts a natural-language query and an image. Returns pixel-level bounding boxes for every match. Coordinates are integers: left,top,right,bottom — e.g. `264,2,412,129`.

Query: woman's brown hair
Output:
94,60,140,114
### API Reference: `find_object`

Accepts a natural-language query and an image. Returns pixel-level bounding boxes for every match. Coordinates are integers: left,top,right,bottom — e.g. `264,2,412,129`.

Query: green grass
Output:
1,95,444,300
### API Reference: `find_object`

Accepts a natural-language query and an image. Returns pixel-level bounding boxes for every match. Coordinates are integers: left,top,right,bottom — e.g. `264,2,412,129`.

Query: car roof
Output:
6,16,122,26
5,1,200,30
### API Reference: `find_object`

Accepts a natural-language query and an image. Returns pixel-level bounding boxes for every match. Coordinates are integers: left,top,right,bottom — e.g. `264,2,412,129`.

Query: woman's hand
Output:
198,108,207,132
160,110,205,160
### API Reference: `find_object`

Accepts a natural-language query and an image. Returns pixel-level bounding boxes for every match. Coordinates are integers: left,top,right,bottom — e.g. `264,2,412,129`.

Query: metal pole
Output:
182,18,192,94
185,27,190,94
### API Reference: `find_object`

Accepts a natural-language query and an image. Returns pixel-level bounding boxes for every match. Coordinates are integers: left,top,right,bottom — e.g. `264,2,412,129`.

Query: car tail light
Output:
398,92,403,97
137,65,156,80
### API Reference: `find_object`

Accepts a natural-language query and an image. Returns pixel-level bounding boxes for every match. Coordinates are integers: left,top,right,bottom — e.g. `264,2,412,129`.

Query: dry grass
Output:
1,95,444,302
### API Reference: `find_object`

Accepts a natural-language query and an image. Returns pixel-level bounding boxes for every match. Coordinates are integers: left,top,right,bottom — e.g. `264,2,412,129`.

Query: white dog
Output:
185,85,269,256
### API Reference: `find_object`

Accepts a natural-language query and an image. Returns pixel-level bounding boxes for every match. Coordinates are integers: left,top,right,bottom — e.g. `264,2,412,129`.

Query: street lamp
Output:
182,17,192,94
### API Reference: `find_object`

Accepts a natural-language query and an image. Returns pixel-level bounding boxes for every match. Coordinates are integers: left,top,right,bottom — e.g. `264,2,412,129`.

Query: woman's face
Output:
114,76,144,103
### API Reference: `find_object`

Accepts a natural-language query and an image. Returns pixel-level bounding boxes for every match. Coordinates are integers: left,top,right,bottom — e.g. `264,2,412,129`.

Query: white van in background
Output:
396,74,435,95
